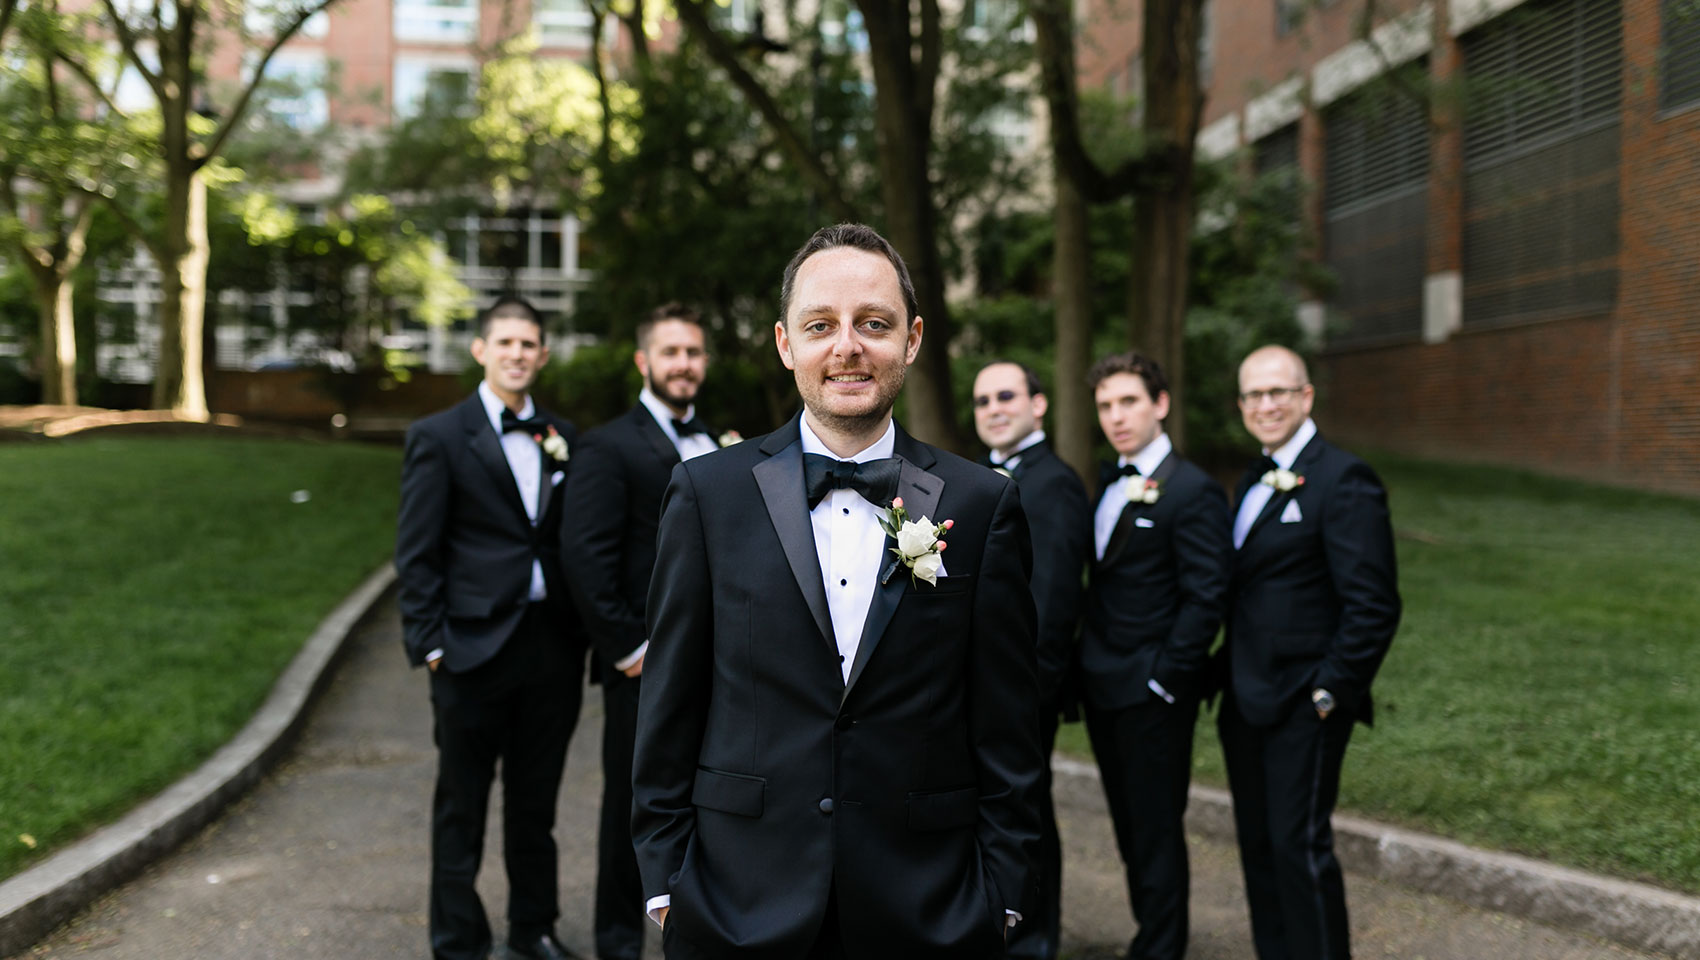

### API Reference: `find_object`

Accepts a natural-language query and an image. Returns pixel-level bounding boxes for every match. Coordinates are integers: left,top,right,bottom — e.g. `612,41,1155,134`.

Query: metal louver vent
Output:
1254,123,1300,175
1461,0,1622,165
1324,65,1431,213
1664,0,1700,111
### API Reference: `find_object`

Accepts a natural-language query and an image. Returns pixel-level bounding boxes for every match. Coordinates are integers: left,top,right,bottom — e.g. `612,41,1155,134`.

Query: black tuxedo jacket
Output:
395,393,579,671
984,440,1092,704
632,415,1043,960
1080,451,1231,711
561,403,698,681
1223,432,1400,727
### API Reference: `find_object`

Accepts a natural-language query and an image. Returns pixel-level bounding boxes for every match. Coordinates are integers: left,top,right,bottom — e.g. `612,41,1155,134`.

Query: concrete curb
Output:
1052,757,1700,958
0,564,398,957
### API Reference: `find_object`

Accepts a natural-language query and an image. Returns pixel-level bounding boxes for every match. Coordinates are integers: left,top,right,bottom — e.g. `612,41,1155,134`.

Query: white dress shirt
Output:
1233,417,1316,550
987,428,1046,471
1093,431,1172,561
640,388,718,462
800,417,898,684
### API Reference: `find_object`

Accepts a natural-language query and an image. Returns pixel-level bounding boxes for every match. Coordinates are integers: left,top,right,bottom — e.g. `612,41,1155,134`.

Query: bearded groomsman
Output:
395,296,585,960
1218,345,1400,960
971,360,1090,960
1078,351,1230,960
561,302,722,960
632,223,1043,959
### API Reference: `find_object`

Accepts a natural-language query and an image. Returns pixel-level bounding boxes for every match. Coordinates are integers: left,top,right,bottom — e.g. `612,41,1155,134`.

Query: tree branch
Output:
0,0,20,50
97,0,164,98
53,47,131,118
200,0,340,165
672,0,857,222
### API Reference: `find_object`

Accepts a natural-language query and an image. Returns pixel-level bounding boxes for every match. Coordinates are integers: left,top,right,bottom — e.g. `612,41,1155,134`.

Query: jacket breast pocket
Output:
907,785,978,831
692,767,765,818
913,573,975,598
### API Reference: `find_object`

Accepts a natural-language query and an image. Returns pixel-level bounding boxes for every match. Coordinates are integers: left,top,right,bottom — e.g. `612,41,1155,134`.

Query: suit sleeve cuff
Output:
646,894,670,926
614,641,649,672
1146,677,1176,704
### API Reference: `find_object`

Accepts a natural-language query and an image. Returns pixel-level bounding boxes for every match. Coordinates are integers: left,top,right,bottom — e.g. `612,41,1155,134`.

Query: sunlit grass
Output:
1057,453,1700,893
0,435,400,880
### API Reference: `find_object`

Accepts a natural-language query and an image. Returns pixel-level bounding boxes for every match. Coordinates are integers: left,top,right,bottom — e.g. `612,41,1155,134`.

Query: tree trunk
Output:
1127,0,1203,449
151,163,211,420
1051,173,1095,480
32,273,78,407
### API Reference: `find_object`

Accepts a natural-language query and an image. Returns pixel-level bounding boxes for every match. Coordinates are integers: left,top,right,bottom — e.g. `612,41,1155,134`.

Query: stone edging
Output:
0,564,397,957
1051,757,1699,958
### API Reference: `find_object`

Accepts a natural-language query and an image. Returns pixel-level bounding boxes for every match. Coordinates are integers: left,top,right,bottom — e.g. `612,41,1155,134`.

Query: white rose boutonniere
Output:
1127,477,1162,504
1261,468,1304,492
878,496,953,586
536,425,570,465
718,430,744,448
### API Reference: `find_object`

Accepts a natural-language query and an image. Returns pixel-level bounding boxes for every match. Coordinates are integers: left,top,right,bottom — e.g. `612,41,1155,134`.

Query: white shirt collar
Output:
639,387,694,434
799,416,896,463
1119,431,1173,478
1266,418,1317,470
478,381,534,434
989,429,1046,465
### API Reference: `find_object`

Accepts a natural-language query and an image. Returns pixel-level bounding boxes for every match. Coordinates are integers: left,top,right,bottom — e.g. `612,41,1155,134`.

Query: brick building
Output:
1080,0,1700,494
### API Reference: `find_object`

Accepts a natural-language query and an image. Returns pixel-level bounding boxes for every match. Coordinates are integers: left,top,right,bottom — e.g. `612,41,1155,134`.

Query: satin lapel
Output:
461,399,529,523
843,450,943,702
633,405,683,473
752,435,836,655
534,413,564,524
1099,451,1178,567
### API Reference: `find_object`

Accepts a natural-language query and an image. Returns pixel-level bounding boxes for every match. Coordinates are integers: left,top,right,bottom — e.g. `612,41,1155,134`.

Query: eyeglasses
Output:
973,389,1022,407
1237,385,1308,405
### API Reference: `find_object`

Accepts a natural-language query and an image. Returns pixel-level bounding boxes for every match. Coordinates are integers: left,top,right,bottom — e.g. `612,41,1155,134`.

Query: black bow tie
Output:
672,417,708,438
1255,454,1279,475
1117,463,1143,477
501,409,541,435
804,454,901,510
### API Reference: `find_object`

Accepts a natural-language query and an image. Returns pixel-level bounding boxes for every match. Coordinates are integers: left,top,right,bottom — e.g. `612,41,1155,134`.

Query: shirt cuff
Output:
426,648,444,666
1146,677,1176,704
646,894,671,926
614,641,649,672
1005,909,1021,927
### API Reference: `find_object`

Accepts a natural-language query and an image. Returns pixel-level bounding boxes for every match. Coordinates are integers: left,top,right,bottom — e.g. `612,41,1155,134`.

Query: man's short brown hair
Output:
1087,351,1169,401
637,302,703,350
779,223,919,327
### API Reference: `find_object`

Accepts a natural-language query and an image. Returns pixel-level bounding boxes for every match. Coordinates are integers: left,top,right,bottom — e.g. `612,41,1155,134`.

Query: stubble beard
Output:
802,366,906,438
648,371,700,411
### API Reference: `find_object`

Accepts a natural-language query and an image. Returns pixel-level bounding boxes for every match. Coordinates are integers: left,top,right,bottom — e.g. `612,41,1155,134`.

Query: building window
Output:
536,0,595,47
251,50,329,130
394,56,476,117
393,0,477,43
1460,0,1621,327
1322,64,1430,345
1663,0,1700,111
1275,0,1303,37
1198,0,1215,88
243,3,329,39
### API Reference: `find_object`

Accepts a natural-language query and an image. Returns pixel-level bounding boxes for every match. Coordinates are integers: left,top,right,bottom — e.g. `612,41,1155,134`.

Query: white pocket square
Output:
551,471,565,487
1135,517,1156,528
1279,500,1302,524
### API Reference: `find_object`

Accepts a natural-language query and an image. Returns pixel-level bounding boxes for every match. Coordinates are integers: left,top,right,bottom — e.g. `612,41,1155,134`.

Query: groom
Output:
631,223,1043,959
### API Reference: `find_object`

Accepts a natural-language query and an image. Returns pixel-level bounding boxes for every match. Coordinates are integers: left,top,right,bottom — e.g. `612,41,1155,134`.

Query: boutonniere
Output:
877,496,953,587
717,430,743,448
535,425,570,465
1261,468,1303,492
1126,477,1162,504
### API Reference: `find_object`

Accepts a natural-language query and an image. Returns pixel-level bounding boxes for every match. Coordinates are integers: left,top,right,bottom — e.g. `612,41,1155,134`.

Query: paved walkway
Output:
9,591,1663,959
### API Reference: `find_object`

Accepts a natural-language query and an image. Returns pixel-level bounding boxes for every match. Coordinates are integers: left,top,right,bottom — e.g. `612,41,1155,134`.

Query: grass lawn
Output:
1056,452,1700,894
0,434,400,881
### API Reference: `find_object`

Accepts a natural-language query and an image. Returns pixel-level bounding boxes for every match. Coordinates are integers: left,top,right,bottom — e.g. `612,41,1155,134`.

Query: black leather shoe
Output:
505,932,580,960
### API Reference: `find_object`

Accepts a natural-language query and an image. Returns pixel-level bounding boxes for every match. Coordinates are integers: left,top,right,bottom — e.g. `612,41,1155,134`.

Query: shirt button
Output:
818,798,834,814
840,578,847,586
842,508,849,515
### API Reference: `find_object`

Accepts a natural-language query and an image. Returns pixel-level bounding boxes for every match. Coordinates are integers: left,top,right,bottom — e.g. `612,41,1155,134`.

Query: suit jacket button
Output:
835,714,854,731
818,797,834,815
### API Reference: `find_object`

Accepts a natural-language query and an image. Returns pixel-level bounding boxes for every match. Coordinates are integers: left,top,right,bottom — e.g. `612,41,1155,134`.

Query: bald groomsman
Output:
1218,345,1400,960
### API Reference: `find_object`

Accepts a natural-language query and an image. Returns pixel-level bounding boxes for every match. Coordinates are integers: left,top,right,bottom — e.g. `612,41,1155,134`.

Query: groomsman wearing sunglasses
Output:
1217,345,1400,960
1081,351,1231,960
971,361,1092,960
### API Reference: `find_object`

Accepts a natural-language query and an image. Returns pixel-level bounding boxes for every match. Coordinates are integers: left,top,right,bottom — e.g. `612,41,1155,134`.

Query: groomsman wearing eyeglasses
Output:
1079,351,1231,960
562,303,722,960
1217,345,1401,960
971,361,1091,960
